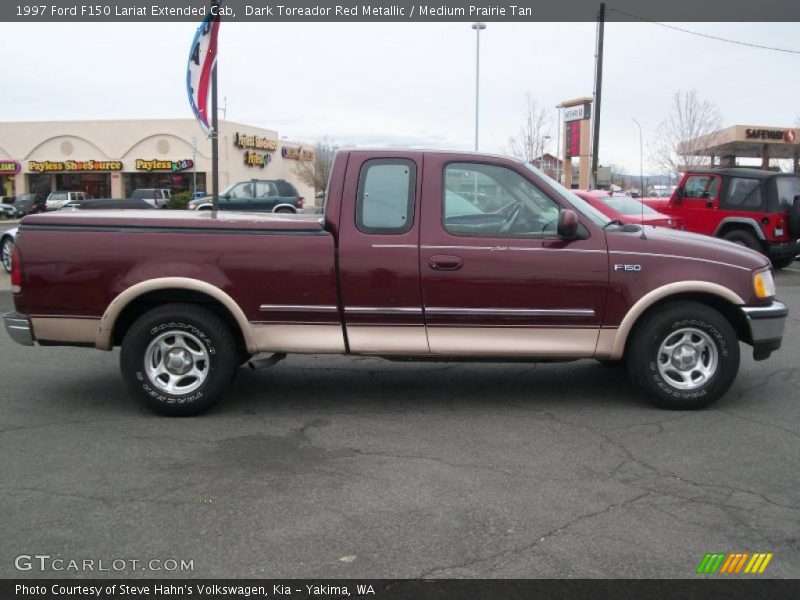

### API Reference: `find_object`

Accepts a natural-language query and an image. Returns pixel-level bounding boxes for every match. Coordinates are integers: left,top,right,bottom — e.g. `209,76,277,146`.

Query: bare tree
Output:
650,89,723,175
507,93,553,163
293,139,338,196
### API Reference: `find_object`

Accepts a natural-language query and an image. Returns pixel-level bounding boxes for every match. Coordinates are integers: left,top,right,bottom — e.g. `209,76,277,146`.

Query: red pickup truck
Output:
643,168,800,269
4,150,788,415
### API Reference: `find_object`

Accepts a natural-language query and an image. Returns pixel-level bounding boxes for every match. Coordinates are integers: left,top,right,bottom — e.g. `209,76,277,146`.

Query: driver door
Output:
419,154,609,357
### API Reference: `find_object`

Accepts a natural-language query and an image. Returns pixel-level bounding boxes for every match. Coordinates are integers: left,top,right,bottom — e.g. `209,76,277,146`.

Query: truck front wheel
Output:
626,302,739,410
120,303,238,416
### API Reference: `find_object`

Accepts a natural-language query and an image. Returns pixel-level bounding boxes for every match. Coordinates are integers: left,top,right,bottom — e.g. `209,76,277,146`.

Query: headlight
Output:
753,269,775,299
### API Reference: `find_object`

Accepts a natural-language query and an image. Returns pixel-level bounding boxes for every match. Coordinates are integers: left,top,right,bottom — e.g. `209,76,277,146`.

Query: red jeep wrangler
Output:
644,168,800,269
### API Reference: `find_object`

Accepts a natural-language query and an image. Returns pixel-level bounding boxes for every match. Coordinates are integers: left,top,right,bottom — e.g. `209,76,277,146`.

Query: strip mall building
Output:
0,119,315,202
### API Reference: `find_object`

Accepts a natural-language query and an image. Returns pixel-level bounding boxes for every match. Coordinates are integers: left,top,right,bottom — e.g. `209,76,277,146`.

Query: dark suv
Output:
187,179,304,213
13,193,47,216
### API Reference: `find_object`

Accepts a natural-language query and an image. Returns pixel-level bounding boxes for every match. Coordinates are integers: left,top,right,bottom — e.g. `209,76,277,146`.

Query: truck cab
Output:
645,168,800,269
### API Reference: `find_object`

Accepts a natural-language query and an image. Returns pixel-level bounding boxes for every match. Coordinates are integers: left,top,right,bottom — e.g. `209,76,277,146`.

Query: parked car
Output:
14,193,47,216
573,190,683,229
46,191,87,211
130,188,171,209
643,168,800,269
1,227,16,273
187,179,304,213
61,198,155,210
0,197,17,219
3,150,787,416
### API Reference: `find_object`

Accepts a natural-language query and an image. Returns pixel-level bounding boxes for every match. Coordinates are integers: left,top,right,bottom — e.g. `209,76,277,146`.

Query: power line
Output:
609,8,800,55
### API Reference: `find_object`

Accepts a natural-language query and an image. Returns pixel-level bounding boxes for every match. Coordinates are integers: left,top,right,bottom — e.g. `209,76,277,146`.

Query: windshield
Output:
523,163,611,227
596,195,659,216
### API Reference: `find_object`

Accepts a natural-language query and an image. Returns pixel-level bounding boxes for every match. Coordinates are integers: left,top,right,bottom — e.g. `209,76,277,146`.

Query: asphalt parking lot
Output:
0,265,798,579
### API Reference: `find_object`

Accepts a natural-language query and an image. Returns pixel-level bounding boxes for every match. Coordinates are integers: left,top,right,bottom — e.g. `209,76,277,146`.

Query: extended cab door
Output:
676,174,722,235
337,152,428,354
419,154,608,357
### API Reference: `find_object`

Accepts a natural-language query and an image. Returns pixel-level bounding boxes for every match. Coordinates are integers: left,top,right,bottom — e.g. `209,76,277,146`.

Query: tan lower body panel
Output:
31,317,100,344
595,328,620,359
427,327,601,357
347,326,429,354
251,324,345,353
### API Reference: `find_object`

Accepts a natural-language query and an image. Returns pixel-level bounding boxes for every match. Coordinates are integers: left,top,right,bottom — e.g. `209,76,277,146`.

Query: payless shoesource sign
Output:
28,160,123,172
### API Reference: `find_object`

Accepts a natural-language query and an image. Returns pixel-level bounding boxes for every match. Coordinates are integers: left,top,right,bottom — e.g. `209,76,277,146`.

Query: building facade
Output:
0,119,315,203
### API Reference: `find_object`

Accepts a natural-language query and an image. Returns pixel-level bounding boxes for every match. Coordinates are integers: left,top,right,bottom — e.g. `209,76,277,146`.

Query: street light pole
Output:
471,22,486,152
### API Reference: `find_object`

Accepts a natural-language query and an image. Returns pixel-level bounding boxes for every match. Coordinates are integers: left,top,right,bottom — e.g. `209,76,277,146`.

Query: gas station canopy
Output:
679,125,800,170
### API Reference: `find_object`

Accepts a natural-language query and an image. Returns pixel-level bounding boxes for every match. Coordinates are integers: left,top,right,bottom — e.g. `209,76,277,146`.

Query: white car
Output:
130,188,171,208
1,227,17,274
46,191,87,210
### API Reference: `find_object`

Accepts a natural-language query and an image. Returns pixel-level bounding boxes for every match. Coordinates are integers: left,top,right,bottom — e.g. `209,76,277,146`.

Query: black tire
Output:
120,303,237,416
722,229,762,253
626,301,739,410
274,207,295,214
771,256,795,270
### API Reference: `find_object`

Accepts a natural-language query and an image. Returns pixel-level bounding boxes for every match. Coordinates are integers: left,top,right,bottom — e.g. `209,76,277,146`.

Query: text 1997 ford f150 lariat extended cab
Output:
4,150,789,415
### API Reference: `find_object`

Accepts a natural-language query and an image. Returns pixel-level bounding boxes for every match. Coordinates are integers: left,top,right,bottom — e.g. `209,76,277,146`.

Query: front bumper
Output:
4,312,34,346
741,300,788,360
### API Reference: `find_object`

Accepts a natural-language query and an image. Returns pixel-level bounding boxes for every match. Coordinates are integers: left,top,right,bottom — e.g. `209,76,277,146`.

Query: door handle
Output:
705,201,714,208
429,255,463,271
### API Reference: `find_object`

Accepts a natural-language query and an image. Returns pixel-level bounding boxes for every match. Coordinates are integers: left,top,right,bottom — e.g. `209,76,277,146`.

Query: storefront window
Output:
123,173,206,198
27,174,52,197
56,174,110,199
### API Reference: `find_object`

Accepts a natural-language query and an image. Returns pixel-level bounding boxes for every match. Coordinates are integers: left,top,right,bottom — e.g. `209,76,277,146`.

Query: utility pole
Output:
591,2,605,189
555,104,562,184
191,137,198,199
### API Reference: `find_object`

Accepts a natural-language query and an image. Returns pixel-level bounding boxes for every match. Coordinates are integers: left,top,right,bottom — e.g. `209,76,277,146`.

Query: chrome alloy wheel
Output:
2,237,12,273
144,330,209,395
656,327,719,390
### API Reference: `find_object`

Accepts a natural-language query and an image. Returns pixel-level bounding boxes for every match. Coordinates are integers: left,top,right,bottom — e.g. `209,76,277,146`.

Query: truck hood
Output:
606,225,770,271
20,209,325,233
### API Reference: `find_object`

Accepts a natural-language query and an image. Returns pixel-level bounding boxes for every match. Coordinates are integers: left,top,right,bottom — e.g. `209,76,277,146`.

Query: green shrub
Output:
169,191,192,210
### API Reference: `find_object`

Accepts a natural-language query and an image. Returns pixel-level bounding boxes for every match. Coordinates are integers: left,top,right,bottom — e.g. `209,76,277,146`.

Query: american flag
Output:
186,5,221,136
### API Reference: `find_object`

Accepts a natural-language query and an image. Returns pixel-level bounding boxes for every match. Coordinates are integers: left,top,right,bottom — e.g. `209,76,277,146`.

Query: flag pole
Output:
211,62,219,212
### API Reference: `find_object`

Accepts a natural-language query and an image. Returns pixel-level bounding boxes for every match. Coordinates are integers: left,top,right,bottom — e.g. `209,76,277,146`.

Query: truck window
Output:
356,159,416,234
724,178,762,210
683,175,720,199
443,162,560,237
229,183,252,198
775,177,800,210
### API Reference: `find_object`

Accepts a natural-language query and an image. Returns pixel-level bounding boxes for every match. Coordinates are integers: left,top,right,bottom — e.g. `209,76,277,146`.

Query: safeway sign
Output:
564,103,591,122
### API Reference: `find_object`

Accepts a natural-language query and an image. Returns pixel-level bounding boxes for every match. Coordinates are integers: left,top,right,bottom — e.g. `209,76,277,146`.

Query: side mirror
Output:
793,194,800,206
673,188,683,204
557,208,579,239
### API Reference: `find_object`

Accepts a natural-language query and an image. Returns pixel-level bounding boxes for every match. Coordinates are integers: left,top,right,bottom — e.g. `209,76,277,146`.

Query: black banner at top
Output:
4,0,800,22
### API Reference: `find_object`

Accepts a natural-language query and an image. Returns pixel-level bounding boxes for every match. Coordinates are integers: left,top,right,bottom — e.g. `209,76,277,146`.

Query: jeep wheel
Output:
120,303,237,416
627,302,739,410
722,229,761,253
274,207,295,214
771,256,795,270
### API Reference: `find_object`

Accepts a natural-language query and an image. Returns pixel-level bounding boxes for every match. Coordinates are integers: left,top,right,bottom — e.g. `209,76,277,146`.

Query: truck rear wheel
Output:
626,301,739,410
120,303,237,416
722,229,761,253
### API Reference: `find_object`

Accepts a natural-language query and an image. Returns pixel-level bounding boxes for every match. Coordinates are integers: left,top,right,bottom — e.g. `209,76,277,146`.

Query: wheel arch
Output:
714,218,766,241
97,277,255,354
272,203,297,213
608,281,746,360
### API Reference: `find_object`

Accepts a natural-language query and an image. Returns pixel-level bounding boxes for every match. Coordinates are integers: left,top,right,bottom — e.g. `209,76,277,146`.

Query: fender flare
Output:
713,217,766,240
608,280,745,359
272,203,297,213
96,277,256,352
